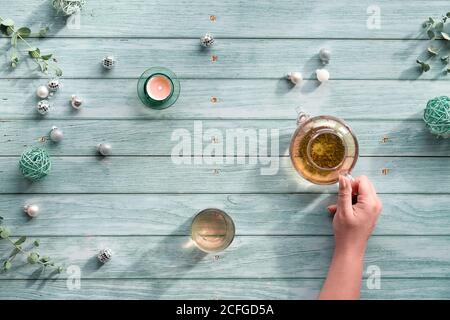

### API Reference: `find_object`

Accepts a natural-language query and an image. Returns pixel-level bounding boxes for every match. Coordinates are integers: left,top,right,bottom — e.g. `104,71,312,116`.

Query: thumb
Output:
337,175,353,216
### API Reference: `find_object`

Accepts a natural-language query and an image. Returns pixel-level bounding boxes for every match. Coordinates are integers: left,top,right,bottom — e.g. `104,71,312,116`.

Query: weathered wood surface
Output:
1,0,449,300
0,39,448,79
0,236,449,280
1,120,449,156
0,157,448,194
0,0,444,39
1,278,450,300
0,79,444,121
0,194,449,236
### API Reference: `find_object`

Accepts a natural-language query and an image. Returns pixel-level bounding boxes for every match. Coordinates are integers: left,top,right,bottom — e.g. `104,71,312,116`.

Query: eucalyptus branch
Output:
418,12,450,72
0,216,64,274
0,16,62,76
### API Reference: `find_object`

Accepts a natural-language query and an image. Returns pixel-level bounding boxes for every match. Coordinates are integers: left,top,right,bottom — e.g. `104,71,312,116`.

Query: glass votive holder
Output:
191,208,235,253
137,67,181,110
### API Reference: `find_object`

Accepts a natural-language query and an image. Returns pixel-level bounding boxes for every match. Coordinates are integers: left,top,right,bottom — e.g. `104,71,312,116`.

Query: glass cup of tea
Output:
289,112,359,185
191,208,235,253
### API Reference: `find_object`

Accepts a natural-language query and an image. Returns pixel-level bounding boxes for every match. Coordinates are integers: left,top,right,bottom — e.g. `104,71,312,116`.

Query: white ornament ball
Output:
319,48,331,64
200,33,215,47
24,204,39,218
316,69,330,82
47,79,60,92
102,56,116,69
71,95,83,109
97,143,112,156
97,248,112,263
36,85,49,99
50,126,64,142
36,100,50,115
287,72,303,85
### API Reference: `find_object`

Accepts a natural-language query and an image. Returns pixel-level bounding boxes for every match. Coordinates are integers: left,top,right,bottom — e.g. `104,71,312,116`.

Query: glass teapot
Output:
289,112,359,185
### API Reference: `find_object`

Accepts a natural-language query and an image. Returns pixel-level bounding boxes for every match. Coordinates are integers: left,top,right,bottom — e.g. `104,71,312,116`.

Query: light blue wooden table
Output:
0,0,449,299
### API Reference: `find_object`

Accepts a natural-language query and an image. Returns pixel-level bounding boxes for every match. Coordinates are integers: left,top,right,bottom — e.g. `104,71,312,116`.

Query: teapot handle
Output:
296,108,310,126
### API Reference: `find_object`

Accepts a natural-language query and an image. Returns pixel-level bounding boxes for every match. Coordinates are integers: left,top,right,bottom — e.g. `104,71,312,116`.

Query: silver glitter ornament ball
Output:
200,33,215,47
319,48,331,64
97,143,112,156
97,248,112,263
71,95,83,109
47,79,60,92
102,56,116,69
50,126,64,142
36,100,51,115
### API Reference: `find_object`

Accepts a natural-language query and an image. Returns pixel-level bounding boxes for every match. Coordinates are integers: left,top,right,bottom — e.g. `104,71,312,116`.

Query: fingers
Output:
354,175,375,197
337,175,353,216
327,204,337,214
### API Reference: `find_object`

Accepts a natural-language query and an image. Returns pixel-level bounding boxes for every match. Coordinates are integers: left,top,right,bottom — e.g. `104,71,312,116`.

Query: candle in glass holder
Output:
146,75,173,101
191,208,235,253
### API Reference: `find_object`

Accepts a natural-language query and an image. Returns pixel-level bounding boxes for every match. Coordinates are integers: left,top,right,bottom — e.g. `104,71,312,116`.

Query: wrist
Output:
334,243,366,260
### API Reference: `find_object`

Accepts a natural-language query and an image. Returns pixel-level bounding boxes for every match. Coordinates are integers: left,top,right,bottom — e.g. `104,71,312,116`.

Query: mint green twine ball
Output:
424,96,450,138
19,147,51,181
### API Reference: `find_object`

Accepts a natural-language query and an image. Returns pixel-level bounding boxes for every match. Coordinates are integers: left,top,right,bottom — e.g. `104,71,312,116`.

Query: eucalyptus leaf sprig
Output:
418,12,450,72
0,16,62,76
0,216,64,274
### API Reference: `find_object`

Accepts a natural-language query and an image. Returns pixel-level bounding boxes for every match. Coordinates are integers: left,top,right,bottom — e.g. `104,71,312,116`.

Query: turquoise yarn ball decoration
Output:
19,147,52,181
423,96,450,138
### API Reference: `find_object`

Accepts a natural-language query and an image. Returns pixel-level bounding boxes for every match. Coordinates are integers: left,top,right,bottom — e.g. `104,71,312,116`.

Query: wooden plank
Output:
0,0,441,39
0,194,448,236
0,278,449,300
1,119,447,156
0,39,445,79
0,156,448,194
0,236,449,279
0,79,442,121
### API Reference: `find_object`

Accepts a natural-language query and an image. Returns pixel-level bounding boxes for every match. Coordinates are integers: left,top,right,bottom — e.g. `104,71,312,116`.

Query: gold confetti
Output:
211,96,218,103
381,168,390,175
381,136,389,143
211,55,218,62
210,15,217,22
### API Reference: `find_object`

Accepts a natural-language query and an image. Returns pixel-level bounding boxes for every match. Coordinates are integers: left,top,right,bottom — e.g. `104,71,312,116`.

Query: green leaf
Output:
436,22,444,31
447,12,450,18
0,18,15,27
416,60,431,72
41,54,52,60
427,29,435,39
441,56,449,63
33,240,40,247
3,261,12,270
40,256,50,263
441,32,450,40
428,47,439,55
28,47,40,58
17,27,31,38
14,236,26,246
0,216,3,222
0,228,11,239
27,252,39,264
57,267,64,273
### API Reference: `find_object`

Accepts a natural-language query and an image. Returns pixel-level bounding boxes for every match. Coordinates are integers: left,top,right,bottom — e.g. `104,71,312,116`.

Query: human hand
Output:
327,175,382,256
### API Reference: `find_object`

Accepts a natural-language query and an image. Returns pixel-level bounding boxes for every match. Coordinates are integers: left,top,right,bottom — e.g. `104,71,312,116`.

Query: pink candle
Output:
146,75,173,101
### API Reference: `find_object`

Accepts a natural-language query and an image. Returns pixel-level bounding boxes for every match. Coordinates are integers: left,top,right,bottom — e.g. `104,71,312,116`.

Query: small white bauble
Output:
102,56,116,69
319,48,331,64
47,79,60,92
36,85,49,99
200,33,215,47
23,204,39,218
36,100,50,115
71,95,83,109
97,143,112,156
316,69,330,82
97,248,112,263
50,126,64,142
287,72,303,85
